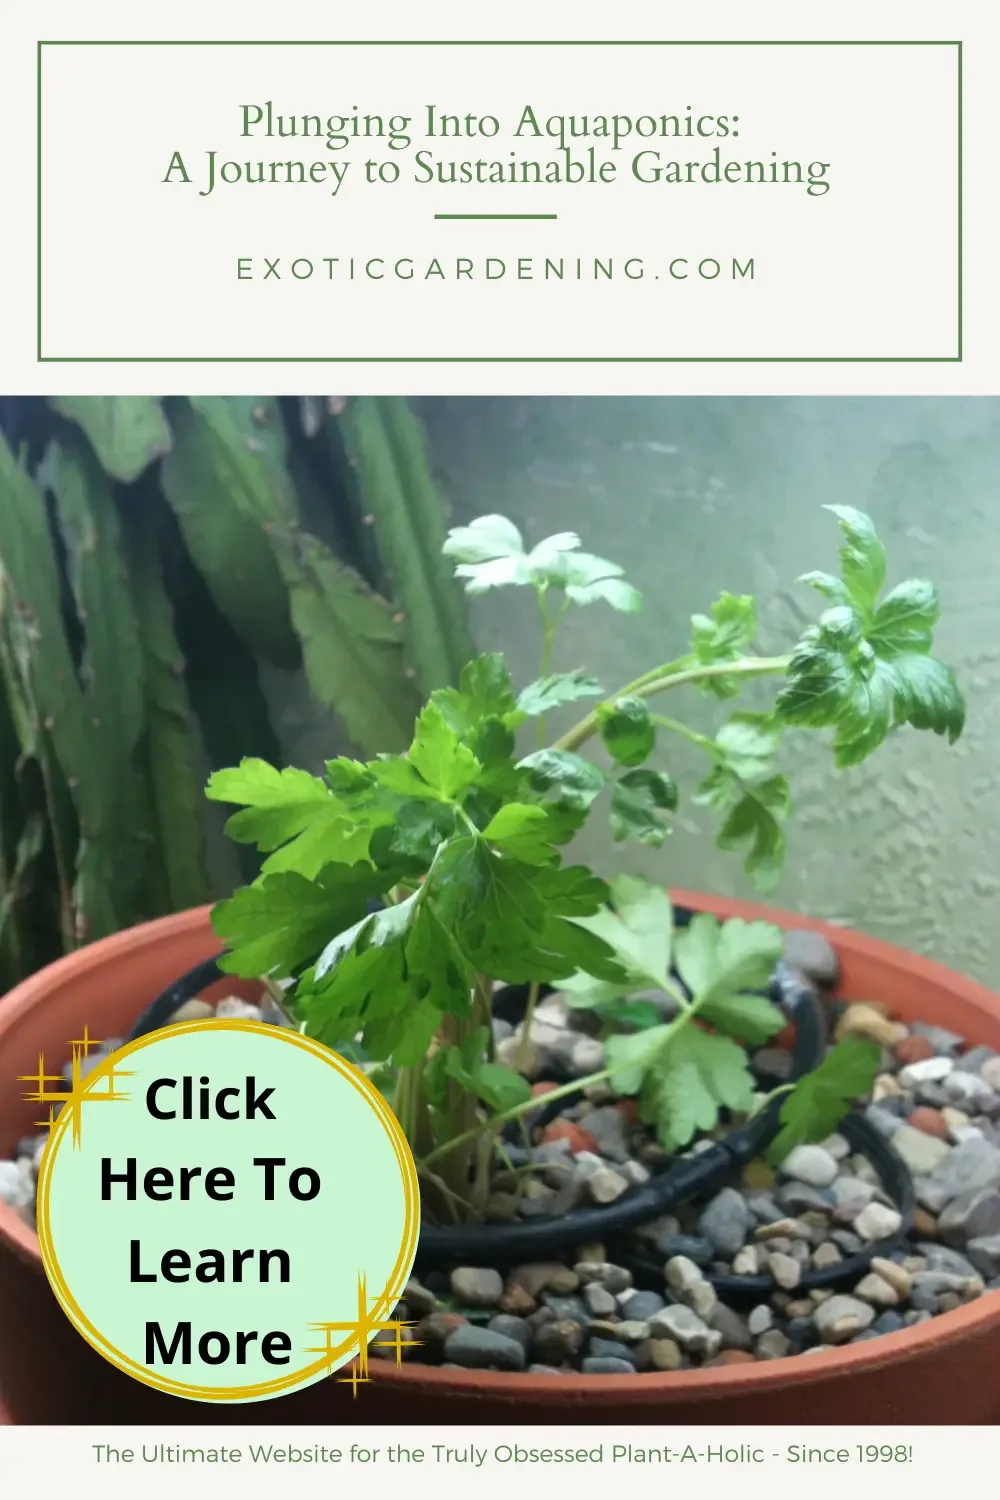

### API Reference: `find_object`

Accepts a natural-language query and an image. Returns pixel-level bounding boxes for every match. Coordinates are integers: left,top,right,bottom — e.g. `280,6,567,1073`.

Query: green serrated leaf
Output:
530,863,610,915
604,1023,672,1094
537,799,590,846
570,874,673,995
697,767,790,891
371,755,452,803
777,550,964,769
410,701,483,799
609,873,674,976
690,593,757,697
443,514,526,564
206,758,370,877
435,653,520,728
606,1024,756,1151
517,670,602,717
431,656,525,780
482,803,558,866
372,799,457,871
383,1001,444,1067
598,695,655,766
710,916,785,996
776,637,858,731
886,654,965,742
208,759,336,848
212,863,399,979
427,837,616,983
798,570,851,607
599,998,665,1031
560,973,633,1010
315,886,421,981
445,516,641,610
453,556,532,593
298,941,409,1057
768,1036,881,1164
529,537,640,608
517,748,606,807
467,1062,532,1113
674,913,783,1004
824,505,886,615
610,768,678,846
524,532,585,577
565,576,643,612
429,836,541,948
868,579,939,658
405,906,476,1017
699,990,786,1045
713,713,783,781
718,779,788,890
641,1026,757,1150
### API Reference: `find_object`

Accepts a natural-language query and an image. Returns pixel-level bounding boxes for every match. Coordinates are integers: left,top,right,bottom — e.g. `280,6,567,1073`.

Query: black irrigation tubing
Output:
615,1110,916,1303
125,910,915,1298
126,953,230,1041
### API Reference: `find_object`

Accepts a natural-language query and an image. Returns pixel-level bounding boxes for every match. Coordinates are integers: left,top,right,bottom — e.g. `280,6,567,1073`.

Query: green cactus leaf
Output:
49,396,172,484
0,436,103,939
273,525,422,754
340,397,475,690
160,399,299,667
0,802,50,991
0,578,35,758
44,437,151,938
0,660,26,987
123,505,212,914
176,397,421,754
165,522,283,885
0,581,78,964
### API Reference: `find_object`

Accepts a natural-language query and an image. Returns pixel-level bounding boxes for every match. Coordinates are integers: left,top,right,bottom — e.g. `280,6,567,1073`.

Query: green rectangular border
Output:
36,39,963,363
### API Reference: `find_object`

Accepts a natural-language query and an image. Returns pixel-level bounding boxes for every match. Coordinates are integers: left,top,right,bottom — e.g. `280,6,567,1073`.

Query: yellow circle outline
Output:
36,1019,418,1403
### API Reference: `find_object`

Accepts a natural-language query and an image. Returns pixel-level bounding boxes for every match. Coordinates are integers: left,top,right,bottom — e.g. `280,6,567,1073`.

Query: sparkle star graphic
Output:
305,1273,419,1396
19,1027,132,1147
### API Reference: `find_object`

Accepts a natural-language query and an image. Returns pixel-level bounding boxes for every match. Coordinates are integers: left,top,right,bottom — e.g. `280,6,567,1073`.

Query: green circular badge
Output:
35,1021,418,1403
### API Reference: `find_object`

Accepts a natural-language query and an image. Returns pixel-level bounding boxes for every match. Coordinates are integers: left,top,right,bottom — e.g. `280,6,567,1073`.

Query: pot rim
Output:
2,893,1000,1399
0,907,217,1263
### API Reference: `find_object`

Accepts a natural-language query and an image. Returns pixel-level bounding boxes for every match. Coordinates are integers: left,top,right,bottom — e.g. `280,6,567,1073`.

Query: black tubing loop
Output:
123,912,916,1296
615,1111,916,1300
126,954,226,1042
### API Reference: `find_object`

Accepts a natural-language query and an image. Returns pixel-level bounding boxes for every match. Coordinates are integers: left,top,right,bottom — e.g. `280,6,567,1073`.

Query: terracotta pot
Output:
2,896,1000,1425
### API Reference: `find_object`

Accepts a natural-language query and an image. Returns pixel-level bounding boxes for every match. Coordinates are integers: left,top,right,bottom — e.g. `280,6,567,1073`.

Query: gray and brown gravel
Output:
3,933,999,1375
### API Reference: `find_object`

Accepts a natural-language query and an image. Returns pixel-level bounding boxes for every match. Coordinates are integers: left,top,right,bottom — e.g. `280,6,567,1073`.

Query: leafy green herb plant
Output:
208,507,965,1222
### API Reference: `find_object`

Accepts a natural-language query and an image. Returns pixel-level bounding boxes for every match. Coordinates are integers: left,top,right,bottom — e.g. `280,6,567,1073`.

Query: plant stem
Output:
420,992,700,1173
750,1081,796,1117
517,980,540,1074
650,713,721,759
536,587,555,750
36,738,75,949
554,656,791,754
394,1064,415,1143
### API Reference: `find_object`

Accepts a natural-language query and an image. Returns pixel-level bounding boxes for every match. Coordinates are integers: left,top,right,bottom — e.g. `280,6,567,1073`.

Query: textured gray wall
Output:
416,396,1000,986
